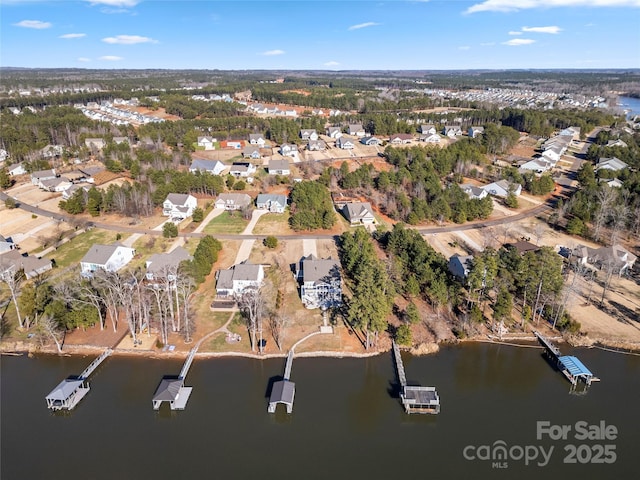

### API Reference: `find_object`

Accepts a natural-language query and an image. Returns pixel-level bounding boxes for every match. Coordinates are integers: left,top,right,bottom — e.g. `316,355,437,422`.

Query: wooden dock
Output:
152,347,197,411
534,332,597,387
392,341,440,414
268,349,296,414
45,348,113,411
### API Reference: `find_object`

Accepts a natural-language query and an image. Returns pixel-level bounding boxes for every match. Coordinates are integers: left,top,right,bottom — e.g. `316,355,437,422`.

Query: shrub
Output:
163,222,178,238
264,236,278,249
192,206,204,223
395,324,412,346
4,198,17,209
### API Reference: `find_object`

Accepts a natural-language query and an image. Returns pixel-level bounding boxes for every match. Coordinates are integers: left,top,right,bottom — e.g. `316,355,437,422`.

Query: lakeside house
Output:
145,246,192,282
297,255,342,310
80,244,135,277
215,262,265,297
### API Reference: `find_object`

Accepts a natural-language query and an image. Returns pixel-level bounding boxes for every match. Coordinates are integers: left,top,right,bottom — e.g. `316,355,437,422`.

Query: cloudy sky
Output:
1,0,639,69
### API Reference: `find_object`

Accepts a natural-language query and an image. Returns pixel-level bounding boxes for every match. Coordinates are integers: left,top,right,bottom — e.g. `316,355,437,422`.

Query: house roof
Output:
256,194,287,206
31,169,56,179
268,159,290,171
460,184,486,198
217,262,263,290
0,250,52,277
596,157,628,171
242,145,261,156
81,244,131,266
505,240,539,255
301,254,341,283
146,246,192,275
249,133,264,141
343,202,374,221
165,193,193,206
190,159,225,172
216,193,251,206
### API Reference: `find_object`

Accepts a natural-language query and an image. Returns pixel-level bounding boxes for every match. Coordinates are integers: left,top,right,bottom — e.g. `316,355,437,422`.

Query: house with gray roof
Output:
189,159,226,175
307,139,327,151
296,255,342,310
8,163,26,176
242,145,262,160
80,244,135,276
256,194,287,213
389,133,413,144
197,136,216,150
420,133,441,143
348,124,365,137
163,193,197,220
249,133,266,147
31,169,56,187
0,250,52,279
448,254,474,282
40,176,72,192
444,125,463,137
280,143,298,157
460,184,488,200
360,136,380,146
230,162,257,177
0,235,16,253
420,125,437,135
145,246,193,282
596,157,628,172
214,193,251,210
336,137,355,149
583,244,637,276
468,126,485,138
326,126,342,139
300,129,318,141
268,159,291,175
482,180,522,197
215,262,265,297
341,202,376,226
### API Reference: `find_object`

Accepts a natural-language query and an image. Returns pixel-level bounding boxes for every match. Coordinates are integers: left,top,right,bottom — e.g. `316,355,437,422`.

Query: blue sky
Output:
1,0,639,70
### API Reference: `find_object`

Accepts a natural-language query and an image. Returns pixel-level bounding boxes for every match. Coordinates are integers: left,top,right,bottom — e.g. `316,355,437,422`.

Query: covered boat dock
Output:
558,355,594,386
45,378,89,411
152,377,193,411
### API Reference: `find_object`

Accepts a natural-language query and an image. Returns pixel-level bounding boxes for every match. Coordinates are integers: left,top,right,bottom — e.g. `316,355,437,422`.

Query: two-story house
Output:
215,262,265,297
80,244,135,277
256,194,287,213
297,255,342,310
163,193,198,220
214,193,252,210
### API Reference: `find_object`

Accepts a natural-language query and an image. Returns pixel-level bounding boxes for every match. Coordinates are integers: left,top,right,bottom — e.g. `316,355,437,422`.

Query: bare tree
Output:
269,312,289,352
0,269,24,329
94,270,123,332
238,287,265,353
592,187,616,243
37,314,64,353
533,222,546,246
176,274,196,343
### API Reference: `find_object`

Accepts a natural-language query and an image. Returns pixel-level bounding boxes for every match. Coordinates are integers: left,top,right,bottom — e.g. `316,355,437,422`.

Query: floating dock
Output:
534,332,597,386
45,348,113,411
268,349,296,414
152,347,196,411
392,341,440,414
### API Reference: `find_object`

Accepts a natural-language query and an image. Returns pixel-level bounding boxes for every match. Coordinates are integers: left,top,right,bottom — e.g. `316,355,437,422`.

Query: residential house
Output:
163,193,198,220
189,159,226,175
420,125,437,135
541,145,563,165
326,126,342,139
85,138,106,150
62,183,91,200
336,137,355,150
242,145,262,160
482,180,522,197
307,139,327,151
348,124,366,137
80,244,135,276
606,139,628,148
580,244,637,276
268,159,290,175
389,133,413,145
519,158,552,174
249,133,266,147
341,202,376,226
360,136,380,146
504,240,540,256
78,166,105,183
215,262,264,297
0,250,52,279
448,254,474,282
221,140,242,150
113,136,129,145
230,162,257,178
280,143,298,157
40,177,73,192
0,149,8,163
0,235,15,253
300,129,319,141
297,255,342,310
31,169,57,187
145,246,192,282
197,136,216,150
559,126,581,139
8,164,26,176
214,193,252,210
444,125,463,137
468,126,485,138
41,144,64,158
460,184,488,200
329,109,342,117
256,194,287,213
420,133,441,143
311,109,324,116
596,157,628,171
601,178,624,188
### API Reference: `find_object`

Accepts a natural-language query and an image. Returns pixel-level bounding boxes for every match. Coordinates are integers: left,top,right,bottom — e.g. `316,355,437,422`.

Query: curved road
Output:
0,191,552,241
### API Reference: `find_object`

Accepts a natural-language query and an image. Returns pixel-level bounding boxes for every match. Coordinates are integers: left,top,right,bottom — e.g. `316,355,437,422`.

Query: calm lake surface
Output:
618,95,640,117
2,344,639,480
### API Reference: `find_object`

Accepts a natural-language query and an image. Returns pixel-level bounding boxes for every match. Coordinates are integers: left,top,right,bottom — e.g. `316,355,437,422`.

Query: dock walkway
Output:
534,331,597,387
392,341,440,414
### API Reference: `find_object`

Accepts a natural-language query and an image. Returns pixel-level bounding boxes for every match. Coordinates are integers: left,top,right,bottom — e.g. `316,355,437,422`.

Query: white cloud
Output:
102,34,157,44
99,55,123,61
324,61,340,67
508,31,522,35
459,46,471,50
261,49,285,56
522,25,562,34
13,20,51,29
466,0,640,14
60,33,86,39
348,22,381,31
87,0,140,6
480,42,496,46
77,57,91,62
503,38,536,46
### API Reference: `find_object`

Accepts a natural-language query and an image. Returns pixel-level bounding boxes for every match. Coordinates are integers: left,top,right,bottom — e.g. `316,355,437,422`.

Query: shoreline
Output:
3,332,640,359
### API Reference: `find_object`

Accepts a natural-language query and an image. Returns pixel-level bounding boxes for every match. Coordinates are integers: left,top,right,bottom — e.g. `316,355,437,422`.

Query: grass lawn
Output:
202,211,249,235
46,229,127,269
252,211,292,235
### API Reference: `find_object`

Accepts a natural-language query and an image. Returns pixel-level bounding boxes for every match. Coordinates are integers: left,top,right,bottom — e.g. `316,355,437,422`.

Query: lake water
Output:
2,344,639,480
617,95,640,118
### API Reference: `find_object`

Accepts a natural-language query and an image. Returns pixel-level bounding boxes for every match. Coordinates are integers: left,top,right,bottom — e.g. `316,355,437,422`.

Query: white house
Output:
468,126,485,138
336,137,354,149
80,244,135,276
189,159,226,175
420,133,441,143
242,145,262,159
326,127,342,139
360,136,380,146
519,158,552,174
41,144,64,158
8,164,26,176
197,136,216,150
256,194,287,213
482,180,522,198
420,125,437,135
214,193,251,210
460,184,488,200
389,134,413,144
280,144,298,157
300,129,319,141
541,146,563,164
145,246,193,282
307,139,327,151
297,255,342,310
230,162,257,177
348,124,366,137
215,262,264,297
448,254,474,282
0,235,15,253
444,125,463,137
163,193,197,220
31,169,56,187
249,133,266,147
268,159,290,175
40,177,73,192
341,202,376,226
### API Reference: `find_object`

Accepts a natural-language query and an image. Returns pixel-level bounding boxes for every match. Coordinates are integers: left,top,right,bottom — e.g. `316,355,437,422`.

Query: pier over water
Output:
392,341,440,414
534,332,598,387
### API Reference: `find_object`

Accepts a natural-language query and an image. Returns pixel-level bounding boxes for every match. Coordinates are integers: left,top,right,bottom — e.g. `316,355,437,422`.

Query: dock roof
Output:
46,378,84,401
558,356,593,378
269,380,295,405
153,378,183,402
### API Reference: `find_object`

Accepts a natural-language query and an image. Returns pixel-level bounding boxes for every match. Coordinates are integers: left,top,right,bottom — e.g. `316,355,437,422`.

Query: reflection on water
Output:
1,343,638,480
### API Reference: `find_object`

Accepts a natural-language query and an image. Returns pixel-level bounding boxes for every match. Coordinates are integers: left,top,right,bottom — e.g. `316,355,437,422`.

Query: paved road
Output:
0,191,552,241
